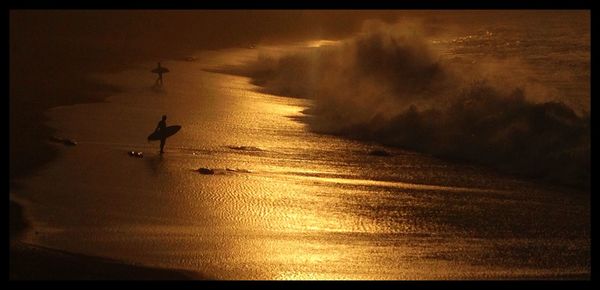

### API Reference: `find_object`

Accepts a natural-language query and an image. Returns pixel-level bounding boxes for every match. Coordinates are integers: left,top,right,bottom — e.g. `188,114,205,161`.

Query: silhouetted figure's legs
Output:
159,137,166,154
154,73,163,87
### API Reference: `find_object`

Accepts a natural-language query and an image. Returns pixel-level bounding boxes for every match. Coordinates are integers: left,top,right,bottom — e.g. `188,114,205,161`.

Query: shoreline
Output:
9,103,204,280
9,50,204,279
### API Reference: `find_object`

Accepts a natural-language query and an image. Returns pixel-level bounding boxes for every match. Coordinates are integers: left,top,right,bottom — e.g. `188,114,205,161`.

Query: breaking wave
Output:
216,21,590,188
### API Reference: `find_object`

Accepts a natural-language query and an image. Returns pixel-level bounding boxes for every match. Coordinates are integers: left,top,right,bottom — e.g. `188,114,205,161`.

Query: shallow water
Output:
15,42,589,279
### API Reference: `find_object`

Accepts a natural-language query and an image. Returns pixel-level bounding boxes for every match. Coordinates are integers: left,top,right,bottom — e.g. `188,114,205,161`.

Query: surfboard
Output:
148,125,181,141
152,67,170,73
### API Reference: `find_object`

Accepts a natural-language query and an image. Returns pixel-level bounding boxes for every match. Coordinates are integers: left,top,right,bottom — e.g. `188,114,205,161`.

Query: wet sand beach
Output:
9,13,193,279
8,71,202,281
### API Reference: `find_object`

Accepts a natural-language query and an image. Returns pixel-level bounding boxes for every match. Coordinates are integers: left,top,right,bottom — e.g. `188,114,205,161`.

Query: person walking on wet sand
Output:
152,62,169,87
155,115,168,154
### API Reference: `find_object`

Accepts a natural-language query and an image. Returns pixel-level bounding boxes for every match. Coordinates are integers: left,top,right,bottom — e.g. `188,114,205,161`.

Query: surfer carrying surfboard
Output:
147,115,181,154
152,62,169,86
155,115,168,154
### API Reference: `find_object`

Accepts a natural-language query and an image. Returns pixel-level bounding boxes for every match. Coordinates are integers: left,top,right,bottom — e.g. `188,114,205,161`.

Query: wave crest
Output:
218,21,590,188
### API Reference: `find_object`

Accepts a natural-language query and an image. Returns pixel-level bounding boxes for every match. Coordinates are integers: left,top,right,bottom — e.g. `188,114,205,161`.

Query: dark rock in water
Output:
128,151,136,157
49,136,77,146
136,152,143,158
63,139,77,146
197,168,215,175
369,149,391,157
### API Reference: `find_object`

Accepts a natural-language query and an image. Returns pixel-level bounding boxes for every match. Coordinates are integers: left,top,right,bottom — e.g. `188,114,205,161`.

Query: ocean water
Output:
15,35,589,278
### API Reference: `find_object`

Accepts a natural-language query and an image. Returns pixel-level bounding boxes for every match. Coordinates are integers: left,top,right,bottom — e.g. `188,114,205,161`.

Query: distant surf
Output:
215,21,590,189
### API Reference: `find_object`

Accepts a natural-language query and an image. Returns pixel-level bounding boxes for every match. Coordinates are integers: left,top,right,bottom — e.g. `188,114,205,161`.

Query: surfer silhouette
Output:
155,115,168,154
148,115,181,153
152,62,169,86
